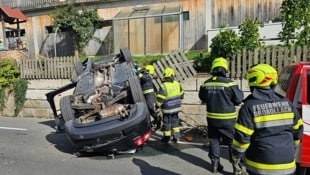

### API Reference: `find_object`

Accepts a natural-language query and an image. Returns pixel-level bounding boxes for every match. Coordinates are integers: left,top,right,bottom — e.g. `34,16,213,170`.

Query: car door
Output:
300,66,310,168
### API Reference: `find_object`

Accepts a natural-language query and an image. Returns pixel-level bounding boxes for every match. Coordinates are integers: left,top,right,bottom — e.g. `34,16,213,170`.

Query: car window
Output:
276,65,295,96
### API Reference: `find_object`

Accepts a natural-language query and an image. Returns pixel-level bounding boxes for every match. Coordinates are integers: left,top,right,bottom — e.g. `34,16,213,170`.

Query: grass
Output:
79,49,210,71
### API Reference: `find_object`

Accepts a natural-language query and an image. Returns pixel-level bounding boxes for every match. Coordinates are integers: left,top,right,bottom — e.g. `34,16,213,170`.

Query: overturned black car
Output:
46,48,152,156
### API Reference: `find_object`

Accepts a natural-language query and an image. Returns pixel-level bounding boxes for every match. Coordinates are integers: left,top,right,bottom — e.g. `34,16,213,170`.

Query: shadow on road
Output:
45,132,76,154
39,119,57,130
132,158,182,175
136,132,232,175
39,120,76,155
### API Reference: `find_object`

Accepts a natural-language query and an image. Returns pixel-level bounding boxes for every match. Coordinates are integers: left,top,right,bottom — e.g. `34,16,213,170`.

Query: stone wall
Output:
14,77,250,122
18,79,73,118
0,50,28,60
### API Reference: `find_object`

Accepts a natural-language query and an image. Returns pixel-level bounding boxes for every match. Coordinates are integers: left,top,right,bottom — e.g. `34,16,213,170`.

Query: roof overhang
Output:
0,6,27,24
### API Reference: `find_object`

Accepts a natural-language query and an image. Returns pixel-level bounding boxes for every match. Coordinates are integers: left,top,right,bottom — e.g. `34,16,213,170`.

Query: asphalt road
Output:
0,116,237,175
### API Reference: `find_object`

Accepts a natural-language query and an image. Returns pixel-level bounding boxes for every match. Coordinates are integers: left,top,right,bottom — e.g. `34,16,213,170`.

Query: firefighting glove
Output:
151,111,162,132
232,156,248,175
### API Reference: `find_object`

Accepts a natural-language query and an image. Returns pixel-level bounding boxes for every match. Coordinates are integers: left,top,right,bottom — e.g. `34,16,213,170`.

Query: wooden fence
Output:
17,51,197,83
229,45,310,78
18,56,78,79
19,45,309,81
151,51,197,91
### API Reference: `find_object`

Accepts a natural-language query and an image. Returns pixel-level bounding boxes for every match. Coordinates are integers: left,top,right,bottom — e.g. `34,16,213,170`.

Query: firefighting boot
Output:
160,136,170,144
211,159,219,174
172,132,180,143
217,162,224,171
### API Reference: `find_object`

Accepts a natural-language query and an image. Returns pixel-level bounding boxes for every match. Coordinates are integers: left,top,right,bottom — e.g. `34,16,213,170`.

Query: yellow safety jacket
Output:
156,79,184,114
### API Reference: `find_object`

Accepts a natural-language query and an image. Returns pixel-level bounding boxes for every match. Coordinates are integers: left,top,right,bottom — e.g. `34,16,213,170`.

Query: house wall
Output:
211,0,283,28
0,0,284,57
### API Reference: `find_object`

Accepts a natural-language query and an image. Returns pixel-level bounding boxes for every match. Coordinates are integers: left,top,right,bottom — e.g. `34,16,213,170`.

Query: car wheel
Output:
74,61,84,76
128,76,145,103
60,95,75,121
120,48,132,62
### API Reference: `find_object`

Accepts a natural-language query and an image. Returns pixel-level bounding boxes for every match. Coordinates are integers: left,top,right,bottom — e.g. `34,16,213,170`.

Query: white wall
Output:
206,22,283,51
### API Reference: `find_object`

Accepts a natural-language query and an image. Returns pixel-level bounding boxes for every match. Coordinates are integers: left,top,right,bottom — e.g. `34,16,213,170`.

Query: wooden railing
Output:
18,56,78,79
229,45,310,78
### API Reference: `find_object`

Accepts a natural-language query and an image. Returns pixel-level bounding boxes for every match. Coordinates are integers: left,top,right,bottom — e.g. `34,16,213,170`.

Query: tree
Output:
280,0,310,45
210,28,240,59
51,4,102,54
239,18,261,50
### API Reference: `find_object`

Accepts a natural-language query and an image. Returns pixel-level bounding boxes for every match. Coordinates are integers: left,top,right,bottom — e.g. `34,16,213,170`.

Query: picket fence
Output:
18,56,78,79
229,45,310,78
17,45,310,81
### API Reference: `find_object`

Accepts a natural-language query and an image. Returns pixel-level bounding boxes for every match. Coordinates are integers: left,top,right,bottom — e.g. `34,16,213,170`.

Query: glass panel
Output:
113,19,128,53
162,14,179,53
130,9,148,18
129,18,144,55
163,5,181,14
145,16,161,54
148,8,164,16
114,10,132,19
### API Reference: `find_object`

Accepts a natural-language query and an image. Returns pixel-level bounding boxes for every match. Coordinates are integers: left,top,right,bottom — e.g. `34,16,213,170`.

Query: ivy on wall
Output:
0,58,28,116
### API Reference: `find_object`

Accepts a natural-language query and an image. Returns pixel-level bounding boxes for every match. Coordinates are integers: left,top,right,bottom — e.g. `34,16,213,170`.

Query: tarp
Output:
0,5,27,23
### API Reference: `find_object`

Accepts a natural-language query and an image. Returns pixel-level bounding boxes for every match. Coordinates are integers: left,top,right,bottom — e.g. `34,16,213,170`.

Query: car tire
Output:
74,61,84,76
120,48,132,62
128,76,145,103
60,95,75,121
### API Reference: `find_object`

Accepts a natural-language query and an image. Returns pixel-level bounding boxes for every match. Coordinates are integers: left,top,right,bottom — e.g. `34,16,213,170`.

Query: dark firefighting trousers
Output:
144,92,157,119
207,118,235,163
162,112,180,142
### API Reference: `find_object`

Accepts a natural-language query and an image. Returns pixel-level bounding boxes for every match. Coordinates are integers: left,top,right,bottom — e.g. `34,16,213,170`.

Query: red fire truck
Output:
276,62,310,175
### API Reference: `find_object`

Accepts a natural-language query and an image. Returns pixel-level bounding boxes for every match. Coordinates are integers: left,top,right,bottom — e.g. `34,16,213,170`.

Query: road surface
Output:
0,116,237,175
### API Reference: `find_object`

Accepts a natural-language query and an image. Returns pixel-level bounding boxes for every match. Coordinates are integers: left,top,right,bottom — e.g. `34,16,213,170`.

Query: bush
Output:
0,58,28,116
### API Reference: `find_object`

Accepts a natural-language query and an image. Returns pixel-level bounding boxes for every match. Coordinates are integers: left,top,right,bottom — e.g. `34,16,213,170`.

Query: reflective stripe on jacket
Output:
198,76,244,119
138,72,155,94
156,80,184,114
232,88,303,175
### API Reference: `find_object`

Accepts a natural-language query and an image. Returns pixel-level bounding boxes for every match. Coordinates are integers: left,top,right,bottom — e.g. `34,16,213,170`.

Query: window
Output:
5,29,26,37
45,26,54,34
183,11,189,21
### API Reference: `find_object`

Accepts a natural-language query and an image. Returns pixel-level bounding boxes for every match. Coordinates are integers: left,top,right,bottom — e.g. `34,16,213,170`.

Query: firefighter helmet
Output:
163,67,175,78
211,57,228,72
145,65,155,75
246,64,278,88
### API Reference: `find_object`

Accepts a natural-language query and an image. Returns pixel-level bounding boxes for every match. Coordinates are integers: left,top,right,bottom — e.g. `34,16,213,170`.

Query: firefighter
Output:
156,67,184,143
198,57,244,174
137,65,161,130
231,64,303,175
